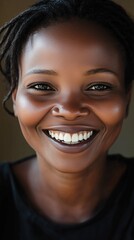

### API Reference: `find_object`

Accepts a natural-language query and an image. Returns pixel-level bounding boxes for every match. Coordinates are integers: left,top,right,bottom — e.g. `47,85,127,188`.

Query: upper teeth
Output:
48,130,93,144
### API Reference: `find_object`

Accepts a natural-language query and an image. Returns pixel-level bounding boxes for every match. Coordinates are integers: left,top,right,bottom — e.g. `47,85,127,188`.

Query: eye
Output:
85,83,113,91
27,82,56,91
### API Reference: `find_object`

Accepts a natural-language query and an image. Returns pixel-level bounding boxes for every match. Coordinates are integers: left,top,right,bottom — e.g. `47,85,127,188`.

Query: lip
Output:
43,125,97,133
42,125,99,153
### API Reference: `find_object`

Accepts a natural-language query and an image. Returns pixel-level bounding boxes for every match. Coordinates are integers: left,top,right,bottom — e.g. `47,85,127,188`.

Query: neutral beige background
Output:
0,0,134,162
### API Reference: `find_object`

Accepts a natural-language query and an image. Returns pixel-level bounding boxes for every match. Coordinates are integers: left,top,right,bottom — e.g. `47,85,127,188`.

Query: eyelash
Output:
27,82,55,91
27,82,113,94
85,83,113,91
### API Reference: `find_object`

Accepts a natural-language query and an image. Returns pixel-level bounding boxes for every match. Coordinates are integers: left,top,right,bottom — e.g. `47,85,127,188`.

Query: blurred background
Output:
0,0,134,162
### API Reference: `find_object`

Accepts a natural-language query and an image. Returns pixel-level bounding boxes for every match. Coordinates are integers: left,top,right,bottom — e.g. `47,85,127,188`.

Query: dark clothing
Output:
0,155,134,240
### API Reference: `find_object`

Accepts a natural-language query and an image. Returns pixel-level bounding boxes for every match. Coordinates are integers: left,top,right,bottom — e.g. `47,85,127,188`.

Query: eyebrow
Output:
25,67,117,77
25,69,58,76
84,68,117,77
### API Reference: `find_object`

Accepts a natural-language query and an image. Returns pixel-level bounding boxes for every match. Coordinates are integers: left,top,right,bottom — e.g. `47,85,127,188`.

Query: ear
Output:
125,86,132,118
12,89,18,117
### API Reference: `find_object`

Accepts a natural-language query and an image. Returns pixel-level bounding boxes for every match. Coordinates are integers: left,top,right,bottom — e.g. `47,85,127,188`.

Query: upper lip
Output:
42,125,99,133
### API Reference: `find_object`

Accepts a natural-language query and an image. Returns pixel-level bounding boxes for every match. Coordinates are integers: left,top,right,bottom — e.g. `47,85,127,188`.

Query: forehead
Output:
20,19,125,77
24,19,123,51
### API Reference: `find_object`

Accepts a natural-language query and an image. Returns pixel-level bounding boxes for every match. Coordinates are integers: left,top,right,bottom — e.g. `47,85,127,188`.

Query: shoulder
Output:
107,154,134,202
0,162,12,224
108,154,134,182
117,154,134,175
0,155,35,203
0,156,36,220
0,162,10,189
0,161,15,201
111,154,134,199
109,154,134,168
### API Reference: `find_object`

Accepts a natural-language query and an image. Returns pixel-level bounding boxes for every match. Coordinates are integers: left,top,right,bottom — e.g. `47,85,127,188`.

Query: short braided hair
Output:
0,0,134,114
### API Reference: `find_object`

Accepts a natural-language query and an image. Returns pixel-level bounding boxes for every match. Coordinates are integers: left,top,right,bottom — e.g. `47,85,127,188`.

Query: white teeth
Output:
72,133,79,143
64,133,72,143
87,132,90,138
90,131,93,137
48,130,94,145
78,133,83,141
84,132,87,140
51,132,55,138
59,132,64,141
55,133,59,140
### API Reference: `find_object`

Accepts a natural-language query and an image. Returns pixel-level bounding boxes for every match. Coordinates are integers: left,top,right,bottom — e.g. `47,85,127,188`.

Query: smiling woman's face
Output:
13,19,130,173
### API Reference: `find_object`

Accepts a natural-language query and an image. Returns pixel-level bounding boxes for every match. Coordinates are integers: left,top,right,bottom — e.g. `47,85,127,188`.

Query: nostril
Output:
51,105,89,120
52,106,60,115
81,107,90,116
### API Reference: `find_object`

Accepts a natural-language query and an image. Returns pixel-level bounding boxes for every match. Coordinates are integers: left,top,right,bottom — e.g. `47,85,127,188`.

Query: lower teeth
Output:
57,139,86,145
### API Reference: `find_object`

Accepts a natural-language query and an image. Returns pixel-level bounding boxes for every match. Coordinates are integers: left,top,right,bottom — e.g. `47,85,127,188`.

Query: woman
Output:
0,0,134,239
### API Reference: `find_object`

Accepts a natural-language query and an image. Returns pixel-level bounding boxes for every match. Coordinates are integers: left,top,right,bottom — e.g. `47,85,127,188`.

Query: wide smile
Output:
43,128,99,152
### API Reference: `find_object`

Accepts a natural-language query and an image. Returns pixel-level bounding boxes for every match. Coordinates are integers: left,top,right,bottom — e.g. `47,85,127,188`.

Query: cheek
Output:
90,95,128,151
92,95,127,126
15,94,52,126
15,92,127,129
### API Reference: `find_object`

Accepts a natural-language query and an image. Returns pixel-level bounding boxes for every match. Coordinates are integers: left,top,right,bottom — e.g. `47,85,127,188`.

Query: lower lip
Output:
43,131,98,154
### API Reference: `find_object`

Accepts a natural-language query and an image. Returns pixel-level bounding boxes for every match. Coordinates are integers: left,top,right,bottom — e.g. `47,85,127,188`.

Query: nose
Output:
51,95,89,121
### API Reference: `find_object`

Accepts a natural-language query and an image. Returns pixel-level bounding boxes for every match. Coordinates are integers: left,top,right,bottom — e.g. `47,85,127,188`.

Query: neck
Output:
32,155,109,223
13,154,125,224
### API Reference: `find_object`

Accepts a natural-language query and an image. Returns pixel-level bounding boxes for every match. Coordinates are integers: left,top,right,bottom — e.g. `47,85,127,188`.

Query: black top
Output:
0,155,134,240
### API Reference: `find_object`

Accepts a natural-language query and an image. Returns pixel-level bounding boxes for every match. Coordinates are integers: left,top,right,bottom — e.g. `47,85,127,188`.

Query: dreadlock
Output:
0,0,134,115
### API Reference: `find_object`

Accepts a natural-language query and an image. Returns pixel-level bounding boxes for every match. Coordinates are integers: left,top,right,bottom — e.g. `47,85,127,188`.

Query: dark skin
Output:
12,19,131,224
